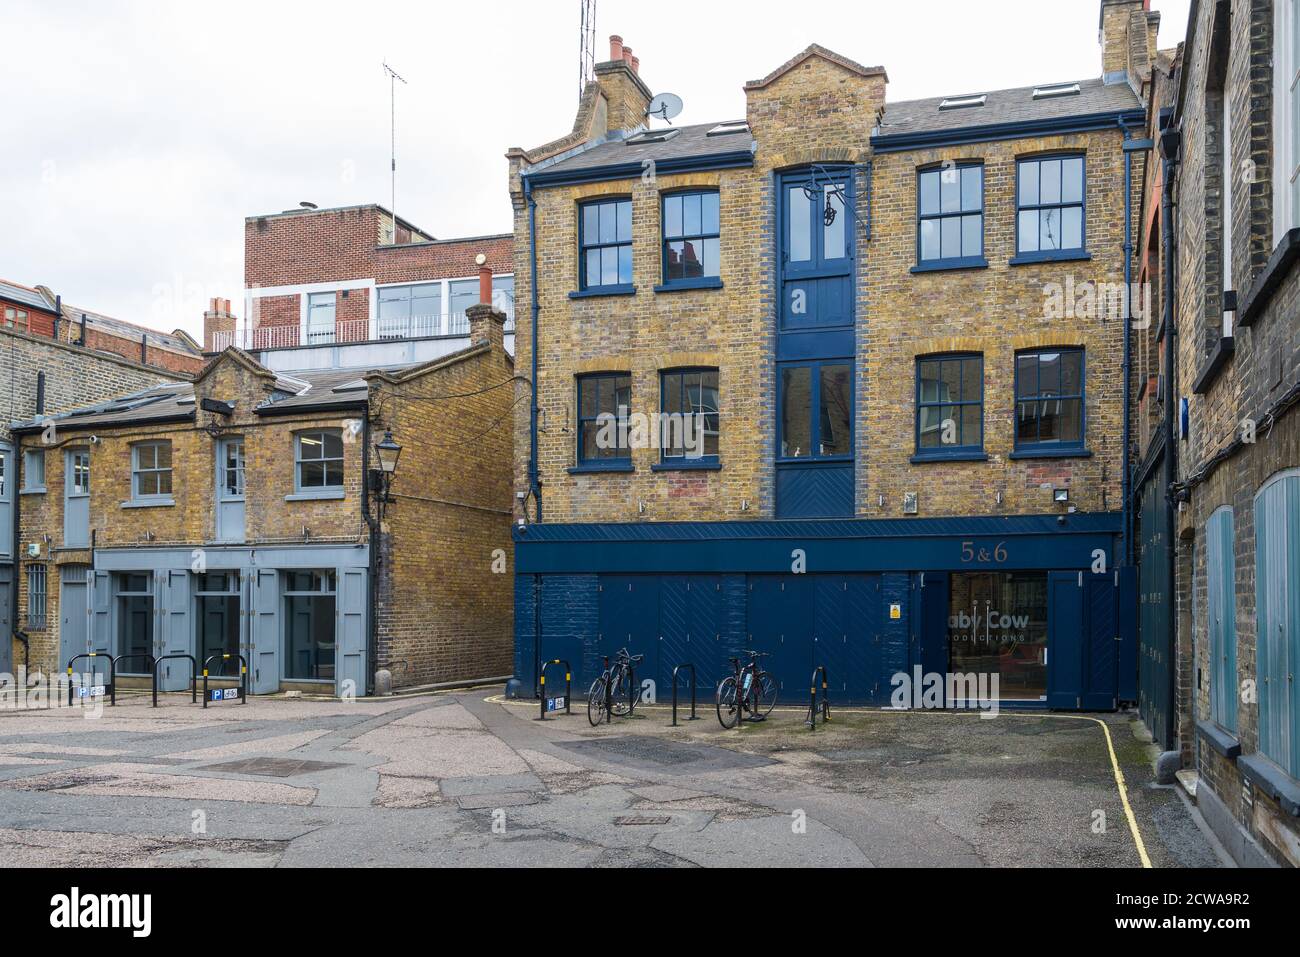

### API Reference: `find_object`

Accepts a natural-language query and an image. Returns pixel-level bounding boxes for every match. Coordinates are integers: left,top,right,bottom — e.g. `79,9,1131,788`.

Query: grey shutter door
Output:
251,569,280,694
337,569,367,698
158,570,192,692
1206,509,1237,731
90,570,112,657
0,448,11,559
0,567,11,675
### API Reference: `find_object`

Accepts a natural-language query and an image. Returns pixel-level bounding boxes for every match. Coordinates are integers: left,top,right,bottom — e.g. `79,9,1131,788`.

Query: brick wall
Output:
370,335,516,687
510,51,1134,526
1171,0,1300,867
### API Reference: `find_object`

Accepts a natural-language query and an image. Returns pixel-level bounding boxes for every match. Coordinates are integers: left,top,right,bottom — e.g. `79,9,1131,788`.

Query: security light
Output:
1054,488,1070,504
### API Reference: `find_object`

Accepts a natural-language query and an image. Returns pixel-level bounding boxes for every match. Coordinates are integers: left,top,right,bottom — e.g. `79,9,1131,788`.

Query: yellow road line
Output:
490,691,1154,867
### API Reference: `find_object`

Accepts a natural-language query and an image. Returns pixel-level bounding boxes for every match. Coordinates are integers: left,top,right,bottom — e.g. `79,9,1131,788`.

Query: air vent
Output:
1033,83,1081,100
939,94,986,111
707,122,749,137
625,128,681,145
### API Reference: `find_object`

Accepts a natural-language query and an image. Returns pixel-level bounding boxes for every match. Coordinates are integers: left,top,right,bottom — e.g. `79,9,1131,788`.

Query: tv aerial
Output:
646,92,683,125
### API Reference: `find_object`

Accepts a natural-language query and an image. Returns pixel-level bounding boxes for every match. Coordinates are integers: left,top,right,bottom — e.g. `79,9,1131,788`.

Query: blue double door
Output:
1047,571,1121,711
595,573,884,706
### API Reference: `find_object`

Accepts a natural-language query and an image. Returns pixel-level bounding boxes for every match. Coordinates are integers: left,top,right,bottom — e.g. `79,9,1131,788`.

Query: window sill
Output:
569,285,636,300
20,488,46,496
1192,336,1235,395
285,490,346,502
1195,719,1242,760
654,278,724,293
1008,447,1092,460
1237,753,1300,817
1009,250,1092,266
911,257,987,274
910,451,990,464
120,498,175,509
1238,227,1300,327
567,463,634,475
652,459,722,472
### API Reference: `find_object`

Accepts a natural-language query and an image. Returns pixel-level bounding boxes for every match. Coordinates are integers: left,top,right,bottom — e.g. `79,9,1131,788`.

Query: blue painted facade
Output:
514,514,1132,708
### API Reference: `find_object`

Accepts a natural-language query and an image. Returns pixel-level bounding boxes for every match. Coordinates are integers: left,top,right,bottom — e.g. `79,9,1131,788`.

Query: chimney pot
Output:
479,263,493,305
631,55,640,74
609,35,623,62
622,45,634,67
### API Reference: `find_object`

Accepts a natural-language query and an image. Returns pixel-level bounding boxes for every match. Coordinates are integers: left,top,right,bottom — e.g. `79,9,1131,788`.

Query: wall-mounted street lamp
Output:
373,430,403,520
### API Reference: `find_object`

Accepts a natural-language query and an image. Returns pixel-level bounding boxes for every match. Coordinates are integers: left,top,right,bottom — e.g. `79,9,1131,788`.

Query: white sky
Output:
0,0,1191,340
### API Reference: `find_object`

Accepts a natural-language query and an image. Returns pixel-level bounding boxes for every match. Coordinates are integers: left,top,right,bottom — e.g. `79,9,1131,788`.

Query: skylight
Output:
1033,83,1081,100
626,128,681,145
707,122,750,137
939,94,987,111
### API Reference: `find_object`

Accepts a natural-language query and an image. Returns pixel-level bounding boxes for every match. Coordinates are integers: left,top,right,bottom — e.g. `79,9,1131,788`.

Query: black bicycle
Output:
587,648,643,726
716,651,778,729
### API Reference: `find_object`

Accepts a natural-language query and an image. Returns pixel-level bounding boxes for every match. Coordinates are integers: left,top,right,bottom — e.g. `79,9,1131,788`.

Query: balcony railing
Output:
212,311,514,353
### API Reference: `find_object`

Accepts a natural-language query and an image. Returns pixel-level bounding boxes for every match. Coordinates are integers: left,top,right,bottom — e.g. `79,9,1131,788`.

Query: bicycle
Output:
587,648,643,726
716,650,778,729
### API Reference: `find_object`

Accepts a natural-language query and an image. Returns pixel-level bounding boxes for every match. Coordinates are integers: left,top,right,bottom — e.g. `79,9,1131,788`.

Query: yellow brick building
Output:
505,9,1154,711
10,306,514,697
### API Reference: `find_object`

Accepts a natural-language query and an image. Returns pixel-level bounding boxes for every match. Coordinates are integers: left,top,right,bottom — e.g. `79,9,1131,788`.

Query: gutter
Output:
522,149,755,189
872,108,1147,153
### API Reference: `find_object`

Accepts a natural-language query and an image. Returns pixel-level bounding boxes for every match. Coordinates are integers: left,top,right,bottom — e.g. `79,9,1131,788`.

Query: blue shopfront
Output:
511,513,1137,710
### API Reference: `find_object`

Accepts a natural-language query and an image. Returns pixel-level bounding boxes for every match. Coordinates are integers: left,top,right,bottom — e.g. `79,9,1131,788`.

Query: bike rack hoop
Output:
152,654,198,708
536,659,572,721
807,666,831,730
671,663,700,726
66,653,116,707
202,654,249,709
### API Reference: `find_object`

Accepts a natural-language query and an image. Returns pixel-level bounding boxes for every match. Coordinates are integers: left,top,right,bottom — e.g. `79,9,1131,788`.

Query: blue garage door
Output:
746,574,882,704
659,576,725,702
598,576,661,695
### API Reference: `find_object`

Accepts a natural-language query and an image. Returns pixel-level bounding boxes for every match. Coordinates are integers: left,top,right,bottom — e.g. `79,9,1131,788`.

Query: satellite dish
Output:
646,92,684,124
299,201,319,210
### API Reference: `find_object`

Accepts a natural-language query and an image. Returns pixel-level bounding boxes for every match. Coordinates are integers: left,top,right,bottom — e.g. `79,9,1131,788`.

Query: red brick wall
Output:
244,206,513,291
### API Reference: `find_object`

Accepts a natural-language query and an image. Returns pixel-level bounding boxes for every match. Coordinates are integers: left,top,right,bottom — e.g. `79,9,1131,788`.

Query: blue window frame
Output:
915,354,984,458
1254,470,1300,778
578,198,633,292
576,373,633,468
1015,155,1087,261
661,191,721,286
916,163,984,270
659,368,719,466
1014,348,1086,453
1207,506,1238,733
778,361,853,462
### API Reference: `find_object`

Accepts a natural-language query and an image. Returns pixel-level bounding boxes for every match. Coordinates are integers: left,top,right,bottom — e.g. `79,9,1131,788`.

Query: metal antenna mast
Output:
578,0,597,103
383,61,408,220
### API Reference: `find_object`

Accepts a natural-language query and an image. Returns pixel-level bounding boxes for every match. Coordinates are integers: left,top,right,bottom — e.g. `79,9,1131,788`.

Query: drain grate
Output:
200,757,345,778
615,815,672,826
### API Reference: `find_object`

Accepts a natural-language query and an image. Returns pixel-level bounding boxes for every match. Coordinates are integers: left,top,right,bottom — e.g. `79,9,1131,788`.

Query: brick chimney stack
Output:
203,297,237,352
466,302,506,354
1099,0,1156,88
595,33,652,132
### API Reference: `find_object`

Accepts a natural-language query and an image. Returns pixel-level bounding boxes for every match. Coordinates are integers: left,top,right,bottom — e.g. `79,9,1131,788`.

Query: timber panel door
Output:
215,438,246,544
64,449,90,548
251,569,281,694
337,569,367,698
58,567,90,673
157,570,193,692
597,576,660,700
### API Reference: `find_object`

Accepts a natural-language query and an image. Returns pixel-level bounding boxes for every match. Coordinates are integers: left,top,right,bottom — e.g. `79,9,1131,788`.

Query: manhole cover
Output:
201,757,345,778
560,736,772,776
615,815,672,826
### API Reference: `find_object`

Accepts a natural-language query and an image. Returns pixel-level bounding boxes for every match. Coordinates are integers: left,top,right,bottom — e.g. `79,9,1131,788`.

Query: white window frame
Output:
1274,0,1300,245
306,292,337,344
131,440,174,502
294,430,345,493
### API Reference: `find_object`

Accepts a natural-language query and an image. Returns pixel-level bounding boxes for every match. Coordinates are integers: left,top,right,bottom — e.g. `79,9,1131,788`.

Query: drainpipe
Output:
525,177,542,522
9,437,20,677
361,410,378,698
1160,123,1181,752
1121,119,1135,567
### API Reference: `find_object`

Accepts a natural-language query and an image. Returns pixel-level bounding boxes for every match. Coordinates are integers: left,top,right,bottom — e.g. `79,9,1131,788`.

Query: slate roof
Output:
527,76,1142,179
8,366,386,433
58,300,200,355
875,77,1142,138
525,121,753,176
